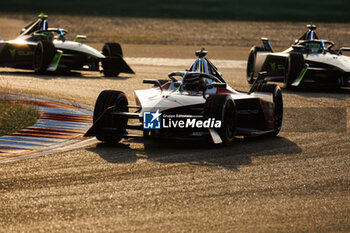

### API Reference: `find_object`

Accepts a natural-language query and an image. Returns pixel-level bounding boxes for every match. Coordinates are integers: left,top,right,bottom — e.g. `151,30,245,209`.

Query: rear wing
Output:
261,38,274,52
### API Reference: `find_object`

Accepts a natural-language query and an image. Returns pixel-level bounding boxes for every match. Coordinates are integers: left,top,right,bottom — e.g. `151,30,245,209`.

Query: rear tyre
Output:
33,40,55,73
102,42,123,77
249,83,283,136
93,90,128,143
204,95,237,145
247,46,265,84
285,53,304,89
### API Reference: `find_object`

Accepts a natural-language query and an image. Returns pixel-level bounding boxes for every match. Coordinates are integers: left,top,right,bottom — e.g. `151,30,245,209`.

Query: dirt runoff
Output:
0,14,350,232
3,14,350,49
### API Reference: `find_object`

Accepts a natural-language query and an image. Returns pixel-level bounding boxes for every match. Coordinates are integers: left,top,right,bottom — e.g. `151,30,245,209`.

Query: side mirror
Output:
339,47,350,55
143,79,163,93
210,82,227,89
74,35,87,42
292,45,303,50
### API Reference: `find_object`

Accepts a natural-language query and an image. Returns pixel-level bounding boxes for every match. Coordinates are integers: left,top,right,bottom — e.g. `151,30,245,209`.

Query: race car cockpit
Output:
166,48,226,93
292,25,336,54
17,13,71,43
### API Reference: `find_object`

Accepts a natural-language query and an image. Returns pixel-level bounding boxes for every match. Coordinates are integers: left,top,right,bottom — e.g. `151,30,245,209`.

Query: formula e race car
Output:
0,13,134,76
85,48,283,145
247,24,350,89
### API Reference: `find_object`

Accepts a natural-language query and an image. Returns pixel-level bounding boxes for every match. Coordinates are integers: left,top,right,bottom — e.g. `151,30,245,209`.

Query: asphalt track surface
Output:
0,19,349,232
0,51,349,232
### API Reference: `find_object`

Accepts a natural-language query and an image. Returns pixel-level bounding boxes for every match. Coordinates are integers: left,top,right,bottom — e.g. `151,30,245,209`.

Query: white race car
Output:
85,49,283,145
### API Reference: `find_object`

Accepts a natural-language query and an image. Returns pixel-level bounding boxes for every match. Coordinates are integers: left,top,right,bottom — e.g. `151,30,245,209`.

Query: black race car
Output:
0,13,134,76
247,24,350,89
85,48,283,145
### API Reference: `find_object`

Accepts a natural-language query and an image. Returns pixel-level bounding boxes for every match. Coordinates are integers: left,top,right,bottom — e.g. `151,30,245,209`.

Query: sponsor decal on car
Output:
8,49,34,57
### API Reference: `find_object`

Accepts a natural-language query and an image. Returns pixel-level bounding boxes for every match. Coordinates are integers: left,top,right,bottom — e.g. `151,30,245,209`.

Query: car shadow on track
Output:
86,136,302,172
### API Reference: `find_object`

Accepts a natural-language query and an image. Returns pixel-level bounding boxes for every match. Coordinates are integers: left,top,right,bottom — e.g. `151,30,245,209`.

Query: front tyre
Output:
33,40,55,73
204,95,237,145
102,42,123,77
93,90,128,143
247,46,265,84
285,53,304,89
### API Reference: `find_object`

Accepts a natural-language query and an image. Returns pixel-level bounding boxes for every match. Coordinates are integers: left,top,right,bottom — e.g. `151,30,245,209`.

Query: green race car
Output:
0,13,134,76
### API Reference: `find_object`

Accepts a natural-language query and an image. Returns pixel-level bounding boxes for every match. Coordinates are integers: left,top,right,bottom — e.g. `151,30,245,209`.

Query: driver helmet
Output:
308,42,321,53
183,76,206,92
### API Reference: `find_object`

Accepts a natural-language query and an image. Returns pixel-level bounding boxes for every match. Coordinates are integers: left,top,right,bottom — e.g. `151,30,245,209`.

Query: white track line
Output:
125,57,247,69
0,138,98,163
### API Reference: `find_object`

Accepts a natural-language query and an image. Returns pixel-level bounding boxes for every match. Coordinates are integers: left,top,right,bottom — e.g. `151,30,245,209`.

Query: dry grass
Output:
0,92,39,136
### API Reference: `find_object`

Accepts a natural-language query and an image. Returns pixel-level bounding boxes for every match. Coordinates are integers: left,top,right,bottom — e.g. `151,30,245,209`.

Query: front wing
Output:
256,53,350,87
85,95,276,143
